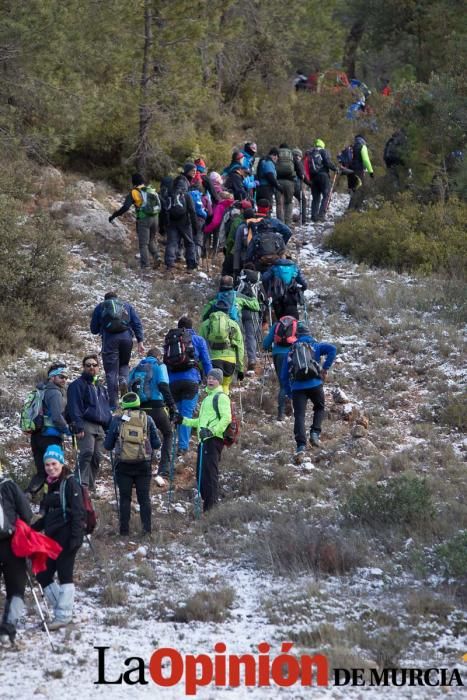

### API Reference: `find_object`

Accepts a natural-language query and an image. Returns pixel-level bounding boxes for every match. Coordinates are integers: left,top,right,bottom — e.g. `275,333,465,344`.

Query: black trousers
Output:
292,385,326,447
0,539,27,600
311,173,331,221
115,462,152,534
141,402,173,475
36,528,80,586
196,437,224,512
28,434,64,494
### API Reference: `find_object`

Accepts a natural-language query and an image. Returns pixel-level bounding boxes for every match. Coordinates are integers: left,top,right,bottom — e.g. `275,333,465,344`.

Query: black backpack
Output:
307,148,324,175
0,479,14,540
101,298,131,334
248,222,284,264
290,342,321,381
163,329,197,371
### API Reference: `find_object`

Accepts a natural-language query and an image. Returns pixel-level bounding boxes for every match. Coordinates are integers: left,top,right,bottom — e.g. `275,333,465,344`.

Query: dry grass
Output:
172,587,235,623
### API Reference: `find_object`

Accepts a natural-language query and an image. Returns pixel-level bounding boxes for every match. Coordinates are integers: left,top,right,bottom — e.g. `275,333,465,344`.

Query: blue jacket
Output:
90,301,144,350
104,412,161,454
262,259,307,289
128,357,172,404
281,335,337,394
189,189,208,219
257,157,278,186
67,374,112,432
168,330,212,385
240,150,256,191
263,217,292,244
262,325,291,356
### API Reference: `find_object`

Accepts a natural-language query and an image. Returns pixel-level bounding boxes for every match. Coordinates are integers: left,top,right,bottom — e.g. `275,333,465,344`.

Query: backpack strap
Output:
212,393,221,422
59,475,73,523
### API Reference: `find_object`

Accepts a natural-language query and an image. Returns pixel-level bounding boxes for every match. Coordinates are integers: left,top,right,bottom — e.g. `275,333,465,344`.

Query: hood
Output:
314,139,325,148
355,136,366,146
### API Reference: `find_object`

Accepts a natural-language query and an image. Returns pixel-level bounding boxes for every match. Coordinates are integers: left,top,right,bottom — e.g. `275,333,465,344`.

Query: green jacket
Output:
183,386,231,440
199,315,245,371
359,144,373,174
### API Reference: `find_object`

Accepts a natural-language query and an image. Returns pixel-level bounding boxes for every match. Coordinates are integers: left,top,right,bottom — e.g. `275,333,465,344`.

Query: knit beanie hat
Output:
208,368,223,383
120,392,141,409
131,173,144,187
183,162,196,175
314,138,325,148
43,444,65,464
297,322,311,336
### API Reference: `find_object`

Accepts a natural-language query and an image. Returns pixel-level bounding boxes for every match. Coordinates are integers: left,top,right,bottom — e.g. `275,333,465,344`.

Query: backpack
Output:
20,386,45,434
139,186,161,216
116,410,152,463
276,147,295,179
163,329,197,371
290,342,321,381
0,479,15,539
213,394,239,447
236,269,261,299
272,262,298,286
307,148,324,175
189,189,207,219
60,476,97,536
206,311,232,350
101,298,131,334
337,145,353,169
168,190,187,220
273,316,298,346
249,222,284,265
129,361,155,403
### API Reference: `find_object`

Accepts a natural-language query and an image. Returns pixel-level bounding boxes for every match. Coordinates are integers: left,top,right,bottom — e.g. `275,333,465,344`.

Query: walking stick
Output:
194,442,204,520
239,388,244,424
110,450,120,515
323,171,338,214
268,297,273,326
26,572,55,651
168,423,178,505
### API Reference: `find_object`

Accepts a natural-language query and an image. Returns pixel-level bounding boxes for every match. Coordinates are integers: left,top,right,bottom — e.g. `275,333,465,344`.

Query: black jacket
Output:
224,171,248,201
0,478,32,537
34,476,86,550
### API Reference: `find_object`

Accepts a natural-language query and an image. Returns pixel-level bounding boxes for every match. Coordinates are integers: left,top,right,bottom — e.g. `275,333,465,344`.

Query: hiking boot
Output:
153,257,161,269
294,445,306,464
310,431,320,447
119,378,128,397
276,411,285,422
247,362,256,372
155,475,167,487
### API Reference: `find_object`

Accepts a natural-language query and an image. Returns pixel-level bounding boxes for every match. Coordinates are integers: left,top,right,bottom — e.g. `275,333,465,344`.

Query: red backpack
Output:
60,477,97,535
213,394,239,447
273,316,298,346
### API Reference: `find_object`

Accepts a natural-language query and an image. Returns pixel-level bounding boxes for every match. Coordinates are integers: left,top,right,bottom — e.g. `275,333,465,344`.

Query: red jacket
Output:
11,519,62,574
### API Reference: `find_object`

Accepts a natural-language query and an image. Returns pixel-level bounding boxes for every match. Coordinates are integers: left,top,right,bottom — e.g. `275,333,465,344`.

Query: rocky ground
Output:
0,171,465,698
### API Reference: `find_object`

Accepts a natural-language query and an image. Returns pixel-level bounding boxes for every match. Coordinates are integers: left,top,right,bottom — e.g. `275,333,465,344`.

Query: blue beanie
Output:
43,444,65,464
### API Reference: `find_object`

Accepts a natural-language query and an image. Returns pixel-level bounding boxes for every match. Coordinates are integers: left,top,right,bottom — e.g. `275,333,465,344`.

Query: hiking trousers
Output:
170,380,199,451
136,217,159,268
115,462,152,534
276,179,295,226
256,185,275,207
102,334,133,410
310,173,330,221
165,221,197,269
242,314,259,365
273,354,288,416
0,539,27,600
292,385,326,447
141,402,173,475
76,421,105,488
211,359,236,395
28,434,64,494
36,531,81,587
197,437,224,512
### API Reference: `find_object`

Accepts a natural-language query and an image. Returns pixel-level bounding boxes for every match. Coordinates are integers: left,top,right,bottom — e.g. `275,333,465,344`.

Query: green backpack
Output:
20,386,45,434
140,186,161,216
206,311,232,350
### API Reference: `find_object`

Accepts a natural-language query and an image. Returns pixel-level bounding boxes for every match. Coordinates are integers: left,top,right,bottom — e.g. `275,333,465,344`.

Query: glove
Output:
108,215,115,223
369,172,375,179
237,371,244,381
200,428,213,441
168,407,176,421
173,413,184,425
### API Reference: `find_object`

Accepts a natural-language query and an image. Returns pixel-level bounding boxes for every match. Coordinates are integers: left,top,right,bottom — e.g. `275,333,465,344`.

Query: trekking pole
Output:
324,171,338,214
239,388,244,424
194,442,204,520
26,571,55,651
110,450,120,515
268,297,273,326
168,423,178,505
259,351,270,408
85,534,114,591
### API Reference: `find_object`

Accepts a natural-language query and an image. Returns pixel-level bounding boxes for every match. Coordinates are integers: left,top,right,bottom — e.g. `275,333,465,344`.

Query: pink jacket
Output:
204,198,233,234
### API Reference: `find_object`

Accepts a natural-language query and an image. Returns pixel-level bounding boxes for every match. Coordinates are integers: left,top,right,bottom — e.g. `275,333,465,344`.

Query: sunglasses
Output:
57,375,68,380
84,363,98,368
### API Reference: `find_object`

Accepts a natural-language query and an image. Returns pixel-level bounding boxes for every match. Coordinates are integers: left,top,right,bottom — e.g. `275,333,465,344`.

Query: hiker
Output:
166,317,212,455
262,257,308,320
202,275,260,325
235,266,265,372
281,322,337,461
221,200,253,276
108,173,161,270
159,176,173,238
383,129,409,188
33,444,86,630
66,354,112,490
175,368,231,512
163,173,199,271
224,163,249,201
304,139,338,222
256,147,284,206
200,310,244,395
276,143,303,225
90,291,145,411
239,142,257,197
104,393,160,536
0,470,33,645
292,148,309,206
128,348,176,481
348,134,374,210
25,363,70,496
263,316,298,421
245,200,291,272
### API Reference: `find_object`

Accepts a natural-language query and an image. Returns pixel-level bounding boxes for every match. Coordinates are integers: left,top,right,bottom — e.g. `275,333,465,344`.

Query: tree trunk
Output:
136,0,153,174
343,19,365,79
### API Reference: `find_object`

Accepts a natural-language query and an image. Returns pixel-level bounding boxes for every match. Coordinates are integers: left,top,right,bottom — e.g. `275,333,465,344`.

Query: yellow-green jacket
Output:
183,386,231,440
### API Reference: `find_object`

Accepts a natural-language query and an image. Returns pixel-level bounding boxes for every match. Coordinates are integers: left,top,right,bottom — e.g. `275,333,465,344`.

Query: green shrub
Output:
326,194,467,277
435,531,467,578
173,587,235,623
344,475,433,530
437,393,467,432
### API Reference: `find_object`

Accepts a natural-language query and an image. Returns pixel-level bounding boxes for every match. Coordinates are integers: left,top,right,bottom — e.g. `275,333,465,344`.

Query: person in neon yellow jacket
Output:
176,369,231,512
199,310,244,395
349,134,374,210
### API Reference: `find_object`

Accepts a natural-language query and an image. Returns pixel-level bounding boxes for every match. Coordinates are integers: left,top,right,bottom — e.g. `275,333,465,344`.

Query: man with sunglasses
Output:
26,363,70,496
67,355,112,490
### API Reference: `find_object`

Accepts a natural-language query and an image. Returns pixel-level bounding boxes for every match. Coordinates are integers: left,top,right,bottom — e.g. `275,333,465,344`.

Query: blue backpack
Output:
129,359,165,403
272,262,298,286
189,189,207,219
214,290,239,322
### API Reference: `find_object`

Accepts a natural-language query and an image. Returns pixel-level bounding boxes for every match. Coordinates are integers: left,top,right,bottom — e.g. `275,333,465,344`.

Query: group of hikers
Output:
0,136,350,648
108,136,377,274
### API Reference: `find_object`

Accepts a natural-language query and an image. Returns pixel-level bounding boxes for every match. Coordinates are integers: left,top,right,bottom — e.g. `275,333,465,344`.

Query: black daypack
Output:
290,342,321,381
101,298,130,334
0,479,14,540
307,148,324,175
163,329,196,371
169,191,187,219
236,269,262,299
337,145,353,169
249,222,284,264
